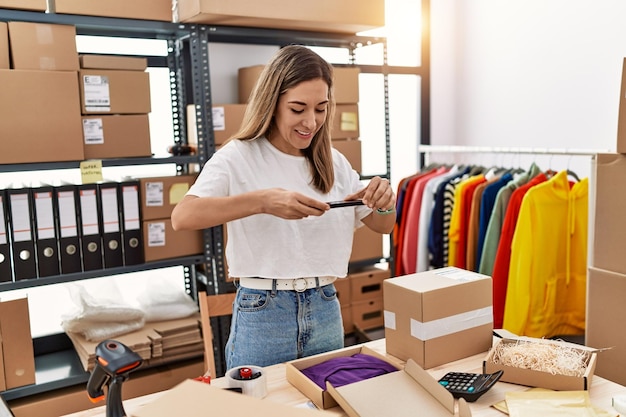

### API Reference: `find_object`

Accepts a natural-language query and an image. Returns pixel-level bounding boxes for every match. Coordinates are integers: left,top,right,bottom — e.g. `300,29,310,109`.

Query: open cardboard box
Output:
130,379,333,417
286,345,471,416
328,358,471,417
286,345,401,410
483,331,597,391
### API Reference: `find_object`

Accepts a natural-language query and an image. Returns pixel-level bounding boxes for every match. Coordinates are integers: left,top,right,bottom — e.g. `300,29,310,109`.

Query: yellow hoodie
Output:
503,170,588,338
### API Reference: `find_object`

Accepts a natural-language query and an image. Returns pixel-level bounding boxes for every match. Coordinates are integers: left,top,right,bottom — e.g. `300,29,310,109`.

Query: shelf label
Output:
80,160,103,184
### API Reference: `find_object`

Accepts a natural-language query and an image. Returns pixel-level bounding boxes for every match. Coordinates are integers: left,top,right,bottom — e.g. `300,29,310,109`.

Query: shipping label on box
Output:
383,267,493,369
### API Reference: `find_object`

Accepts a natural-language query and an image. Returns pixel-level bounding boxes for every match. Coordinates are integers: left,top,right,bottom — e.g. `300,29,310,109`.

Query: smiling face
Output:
268,78,329,156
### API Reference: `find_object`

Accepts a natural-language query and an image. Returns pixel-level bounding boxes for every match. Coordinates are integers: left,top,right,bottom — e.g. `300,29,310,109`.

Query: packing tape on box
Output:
226,365,268,398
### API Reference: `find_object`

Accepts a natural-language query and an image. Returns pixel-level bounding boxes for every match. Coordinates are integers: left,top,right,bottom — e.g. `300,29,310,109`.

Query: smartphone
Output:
327,200,364,208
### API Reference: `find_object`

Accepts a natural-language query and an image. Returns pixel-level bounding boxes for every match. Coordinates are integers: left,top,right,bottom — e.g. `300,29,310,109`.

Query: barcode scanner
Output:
87,340,143,417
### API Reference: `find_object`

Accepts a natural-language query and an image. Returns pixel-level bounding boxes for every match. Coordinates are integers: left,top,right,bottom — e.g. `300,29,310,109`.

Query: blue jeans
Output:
225,281,344,370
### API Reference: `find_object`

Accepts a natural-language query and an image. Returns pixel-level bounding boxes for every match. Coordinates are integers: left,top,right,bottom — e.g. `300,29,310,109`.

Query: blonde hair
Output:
233,45,336,193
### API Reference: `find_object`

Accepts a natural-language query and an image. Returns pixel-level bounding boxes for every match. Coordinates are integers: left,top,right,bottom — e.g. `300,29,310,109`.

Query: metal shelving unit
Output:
0,7,398,396
0,9,214,402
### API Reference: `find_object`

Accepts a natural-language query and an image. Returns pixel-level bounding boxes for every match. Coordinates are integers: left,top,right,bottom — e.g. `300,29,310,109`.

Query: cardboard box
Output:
586,266,626,385
0,69,84,164
53,0,173,22
130,378,333,417
0,331,5,392
0,23,8,70
328,358,471,417
332,104,359,139
483,334,597,391
334,277,351,305
177,0,385,35
0,0,46,11
0,298,36,390
78,69,151,114
237,65,360,105
349,266,390,302
592,153,626,274
352,298,384,331
82,115,152,159
8,358,204,417
332,139,362,173
143,219,203,262
383,267,493,369
341,305,354,334
139,175,197,220
8,22,79,71
212,104,246,145
286,345,402,410
80,54,148,71
617,58,626,153
334,67,360,104
237,65,264,104
350,226,384,263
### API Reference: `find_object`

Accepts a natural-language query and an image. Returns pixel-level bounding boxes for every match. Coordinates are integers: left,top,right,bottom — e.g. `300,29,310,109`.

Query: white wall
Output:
431,0,626,176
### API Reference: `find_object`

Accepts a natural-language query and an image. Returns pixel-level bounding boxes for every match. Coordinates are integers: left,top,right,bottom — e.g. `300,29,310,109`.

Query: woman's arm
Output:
171,188,330,231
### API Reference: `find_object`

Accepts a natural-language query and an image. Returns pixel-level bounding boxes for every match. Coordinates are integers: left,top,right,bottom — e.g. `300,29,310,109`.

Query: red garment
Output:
394,170,435,275
491,173,547,328
401,167,448,274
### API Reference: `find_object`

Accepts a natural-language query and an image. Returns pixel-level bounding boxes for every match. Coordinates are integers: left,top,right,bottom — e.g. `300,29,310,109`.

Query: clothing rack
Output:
418,145,609,168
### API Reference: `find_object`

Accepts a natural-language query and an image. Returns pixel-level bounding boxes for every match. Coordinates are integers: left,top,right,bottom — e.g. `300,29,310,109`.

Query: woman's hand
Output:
344,176,396,212
260,188,329,219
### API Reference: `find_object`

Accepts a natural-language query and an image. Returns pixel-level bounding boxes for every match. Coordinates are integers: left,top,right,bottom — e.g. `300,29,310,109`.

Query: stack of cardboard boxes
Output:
335,265,390,335
79,54,152,160
0,21,84,164
586,57,626,386
138,175,203,263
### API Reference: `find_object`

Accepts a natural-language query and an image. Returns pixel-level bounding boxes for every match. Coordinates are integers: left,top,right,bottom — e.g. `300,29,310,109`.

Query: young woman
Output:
171,45,395,369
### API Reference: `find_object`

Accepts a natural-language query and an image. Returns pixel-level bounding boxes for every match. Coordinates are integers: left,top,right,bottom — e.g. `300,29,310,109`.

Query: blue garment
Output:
225,282,343,370
428,167,470,268
475,172,512,269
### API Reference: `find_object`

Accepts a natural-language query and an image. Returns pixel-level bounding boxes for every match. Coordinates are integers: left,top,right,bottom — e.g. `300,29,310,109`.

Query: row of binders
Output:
0,180,144,283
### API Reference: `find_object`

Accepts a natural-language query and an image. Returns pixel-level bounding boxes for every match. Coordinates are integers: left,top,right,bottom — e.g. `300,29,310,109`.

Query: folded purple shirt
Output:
300,353,399,389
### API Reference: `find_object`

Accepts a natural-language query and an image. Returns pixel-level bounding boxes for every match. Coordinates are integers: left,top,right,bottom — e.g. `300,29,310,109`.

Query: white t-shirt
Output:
186,137,371,279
